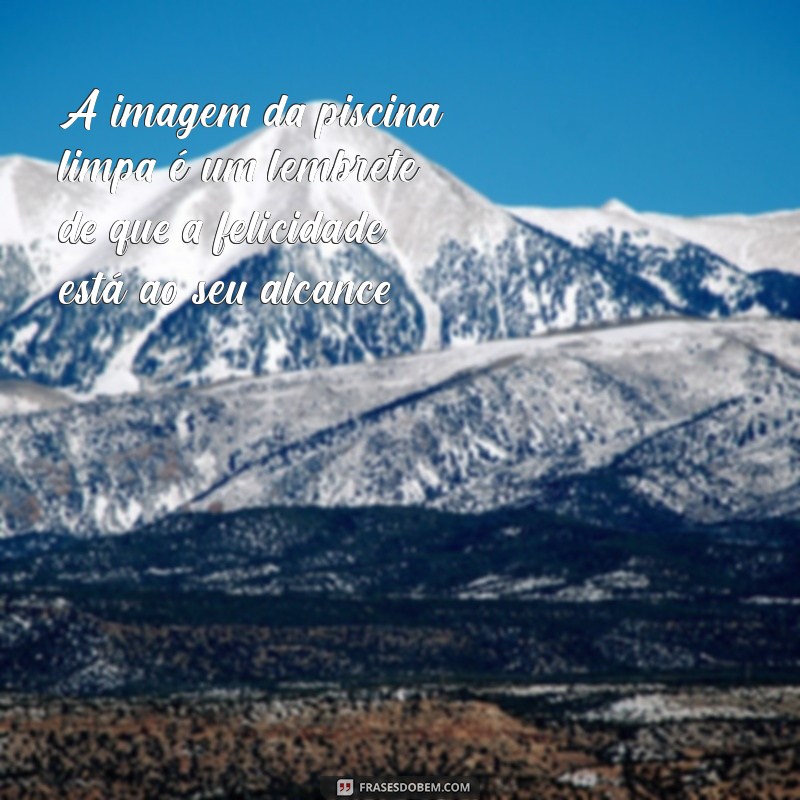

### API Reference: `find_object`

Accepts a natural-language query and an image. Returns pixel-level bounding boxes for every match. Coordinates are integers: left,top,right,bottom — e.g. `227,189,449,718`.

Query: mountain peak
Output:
602,198,636,215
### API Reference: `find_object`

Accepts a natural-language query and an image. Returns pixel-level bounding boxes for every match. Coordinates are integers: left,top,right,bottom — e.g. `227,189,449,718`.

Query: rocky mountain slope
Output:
4,688,799,799
0,318,797,538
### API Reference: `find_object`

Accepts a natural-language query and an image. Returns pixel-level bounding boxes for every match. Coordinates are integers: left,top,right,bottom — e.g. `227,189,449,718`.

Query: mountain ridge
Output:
0,317,798,539
1,119,799,396
512,202,800,274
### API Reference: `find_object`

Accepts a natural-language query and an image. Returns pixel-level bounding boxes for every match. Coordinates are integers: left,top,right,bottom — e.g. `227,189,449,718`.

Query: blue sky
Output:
1,0,798,214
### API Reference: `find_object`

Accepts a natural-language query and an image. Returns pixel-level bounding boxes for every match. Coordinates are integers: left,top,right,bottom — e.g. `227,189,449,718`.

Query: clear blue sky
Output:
1,0,798,214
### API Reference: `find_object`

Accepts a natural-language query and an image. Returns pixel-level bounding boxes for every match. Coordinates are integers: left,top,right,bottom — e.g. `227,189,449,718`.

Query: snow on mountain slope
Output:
641,208,800,274
198,319,800,526
0,106,511,339
2,112,799,396
512,201,800,274
0,112,511,394
511,200,679,251
0,318,798,538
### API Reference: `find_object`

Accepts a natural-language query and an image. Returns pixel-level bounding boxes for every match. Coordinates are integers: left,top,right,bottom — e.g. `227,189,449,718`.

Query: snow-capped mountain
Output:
1,111,799,396
513,200,800,274
0,111,798,541
0,318,798,538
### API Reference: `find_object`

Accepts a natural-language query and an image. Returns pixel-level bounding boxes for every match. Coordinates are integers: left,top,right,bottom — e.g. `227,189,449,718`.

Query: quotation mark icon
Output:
337,778,354,796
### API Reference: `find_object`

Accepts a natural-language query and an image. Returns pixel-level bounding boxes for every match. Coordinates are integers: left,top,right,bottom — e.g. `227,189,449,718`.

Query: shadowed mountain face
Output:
0,506,798,695
3,505,798,601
